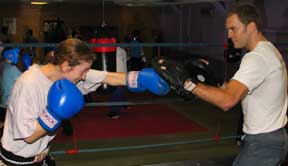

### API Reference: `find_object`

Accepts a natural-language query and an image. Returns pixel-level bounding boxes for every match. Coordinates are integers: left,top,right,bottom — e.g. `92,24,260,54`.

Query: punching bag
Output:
90,37,117,94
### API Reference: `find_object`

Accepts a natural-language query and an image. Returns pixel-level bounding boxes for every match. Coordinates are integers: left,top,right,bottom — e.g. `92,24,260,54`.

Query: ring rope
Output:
85,97,191,107
1,42,288,48
50,135,241,155
0,42,224,48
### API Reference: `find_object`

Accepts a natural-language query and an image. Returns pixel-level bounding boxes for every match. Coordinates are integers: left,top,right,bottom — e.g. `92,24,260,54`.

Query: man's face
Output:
226,14,250,49
63,61,92,83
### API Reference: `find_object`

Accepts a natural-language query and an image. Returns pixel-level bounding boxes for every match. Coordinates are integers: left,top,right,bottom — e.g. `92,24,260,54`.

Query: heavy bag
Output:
90,37,117,94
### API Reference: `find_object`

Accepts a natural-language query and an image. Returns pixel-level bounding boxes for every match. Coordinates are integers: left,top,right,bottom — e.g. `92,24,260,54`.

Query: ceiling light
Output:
30,1,48,5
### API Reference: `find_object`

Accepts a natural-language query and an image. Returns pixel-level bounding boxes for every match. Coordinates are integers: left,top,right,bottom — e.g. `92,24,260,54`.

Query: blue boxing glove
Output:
127,68,170,96
2,48,20,64
21,54,32,71
126,71,146,93
38,79,84,133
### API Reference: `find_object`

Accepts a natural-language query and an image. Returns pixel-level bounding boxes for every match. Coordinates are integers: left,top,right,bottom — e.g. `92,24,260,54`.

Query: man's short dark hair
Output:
228,3,263,31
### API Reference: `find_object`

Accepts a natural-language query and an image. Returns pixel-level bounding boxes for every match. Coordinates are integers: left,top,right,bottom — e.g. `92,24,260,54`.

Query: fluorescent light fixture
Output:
30,1,48,5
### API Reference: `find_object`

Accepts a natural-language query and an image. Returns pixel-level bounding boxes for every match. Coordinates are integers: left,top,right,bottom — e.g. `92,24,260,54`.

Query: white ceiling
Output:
4,0,226,6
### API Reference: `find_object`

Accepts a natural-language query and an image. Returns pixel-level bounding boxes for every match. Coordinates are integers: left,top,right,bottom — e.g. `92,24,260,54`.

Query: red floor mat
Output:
54,104,208,142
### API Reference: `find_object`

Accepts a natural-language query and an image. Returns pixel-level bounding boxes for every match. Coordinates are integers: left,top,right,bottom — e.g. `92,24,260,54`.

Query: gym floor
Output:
50,94,244,166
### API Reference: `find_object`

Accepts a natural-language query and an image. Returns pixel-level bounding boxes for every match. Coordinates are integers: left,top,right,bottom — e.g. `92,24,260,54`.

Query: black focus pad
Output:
184,59,219,86
151,57,195,99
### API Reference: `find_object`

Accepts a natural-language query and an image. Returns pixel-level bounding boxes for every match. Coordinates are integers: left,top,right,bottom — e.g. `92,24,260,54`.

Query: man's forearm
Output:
191,83,239,111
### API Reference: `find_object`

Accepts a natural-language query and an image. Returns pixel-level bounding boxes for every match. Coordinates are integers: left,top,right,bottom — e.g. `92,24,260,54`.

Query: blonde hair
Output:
51,38,95,66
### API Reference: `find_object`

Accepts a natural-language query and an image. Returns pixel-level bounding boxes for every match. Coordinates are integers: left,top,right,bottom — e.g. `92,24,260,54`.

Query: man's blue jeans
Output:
233,128,288,166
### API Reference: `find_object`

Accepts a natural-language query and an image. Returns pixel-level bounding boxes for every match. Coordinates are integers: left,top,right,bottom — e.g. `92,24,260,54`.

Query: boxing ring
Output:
1,41,288,166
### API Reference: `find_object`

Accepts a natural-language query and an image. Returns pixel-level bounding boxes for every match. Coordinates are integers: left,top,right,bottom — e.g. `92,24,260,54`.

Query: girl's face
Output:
63,61,92,83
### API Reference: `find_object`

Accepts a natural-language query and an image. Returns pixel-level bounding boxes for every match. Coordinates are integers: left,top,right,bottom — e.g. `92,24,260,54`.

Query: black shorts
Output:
0,146,56,166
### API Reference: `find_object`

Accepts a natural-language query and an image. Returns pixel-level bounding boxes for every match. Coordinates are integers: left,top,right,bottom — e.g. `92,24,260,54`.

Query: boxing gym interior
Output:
1,0,288,165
